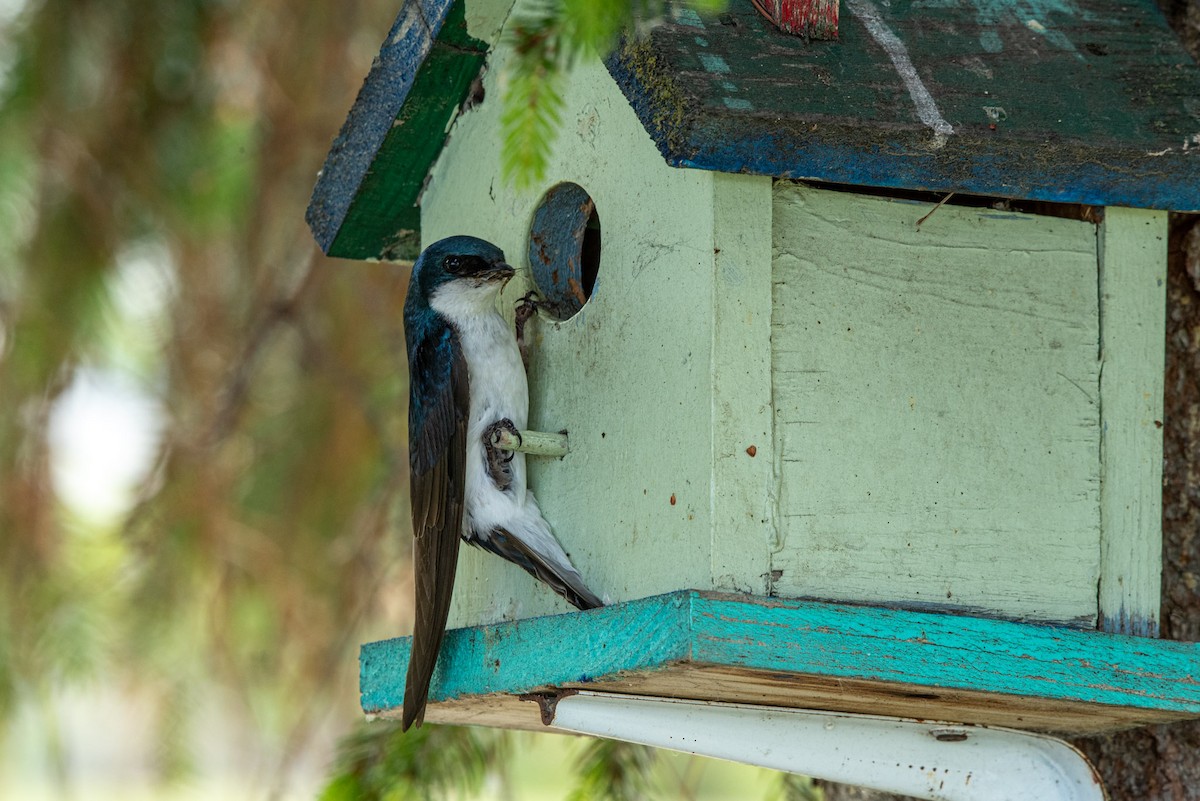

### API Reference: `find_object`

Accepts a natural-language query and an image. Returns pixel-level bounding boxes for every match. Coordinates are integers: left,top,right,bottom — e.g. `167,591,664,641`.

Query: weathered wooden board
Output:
305,0,489,261
360,591,1200,735
770,183,1102,624
710,174,776,594
608,0,1200,210
1098,208,1167,636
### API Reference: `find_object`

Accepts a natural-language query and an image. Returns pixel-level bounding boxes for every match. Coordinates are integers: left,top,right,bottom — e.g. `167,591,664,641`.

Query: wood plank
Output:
1098,208,1168,636
710,172,776,594
360,590,1200,735
607,0,1200,210
401,669,1198,736
305,0,488,260
770,183,1101,624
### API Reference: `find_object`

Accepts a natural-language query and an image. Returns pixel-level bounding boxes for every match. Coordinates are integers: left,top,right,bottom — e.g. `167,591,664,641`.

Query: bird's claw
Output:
514,291,540,321
486,419,522,463
483,419,521,488
515,292,540,370
495,419,522,462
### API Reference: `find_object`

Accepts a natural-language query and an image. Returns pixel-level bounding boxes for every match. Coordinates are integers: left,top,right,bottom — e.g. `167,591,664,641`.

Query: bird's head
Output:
408,236,515,316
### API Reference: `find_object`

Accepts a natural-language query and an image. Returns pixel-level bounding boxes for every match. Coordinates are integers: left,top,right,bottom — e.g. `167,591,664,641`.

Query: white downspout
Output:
534,692,1106,801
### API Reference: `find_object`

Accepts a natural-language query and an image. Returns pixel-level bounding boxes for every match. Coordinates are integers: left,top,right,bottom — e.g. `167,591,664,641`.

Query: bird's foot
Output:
484,419,521,491
485,419,522,462
514,291,540,327
514,292,539,369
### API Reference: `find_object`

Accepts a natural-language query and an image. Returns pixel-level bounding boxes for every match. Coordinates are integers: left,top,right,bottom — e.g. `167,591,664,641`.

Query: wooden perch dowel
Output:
491,429,569,458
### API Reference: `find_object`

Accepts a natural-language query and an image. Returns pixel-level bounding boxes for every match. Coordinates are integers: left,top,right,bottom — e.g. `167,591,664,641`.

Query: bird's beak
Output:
486,262,516,282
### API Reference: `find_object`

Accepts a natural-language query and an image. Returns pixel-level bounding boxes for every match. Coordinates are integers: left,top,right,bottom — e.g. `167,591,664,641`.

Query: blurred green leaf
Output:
568,738,657,801
775,772,825,801
319,722,504,801
502,1,727,187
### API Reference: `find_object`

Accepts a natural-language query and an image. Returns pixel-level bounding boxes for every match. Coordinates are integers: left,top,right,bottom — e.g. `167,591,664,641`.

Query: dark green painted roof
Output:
308,0,1200,260
306,0,486,261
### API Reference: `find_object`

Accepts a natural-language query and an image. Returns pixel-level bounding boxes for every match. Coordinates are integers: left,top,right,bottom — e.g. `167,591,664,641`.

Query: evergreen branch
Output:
319,721,505,801
501,1,728,188
500,18,565,189
567,738,657,801
775,772,825,801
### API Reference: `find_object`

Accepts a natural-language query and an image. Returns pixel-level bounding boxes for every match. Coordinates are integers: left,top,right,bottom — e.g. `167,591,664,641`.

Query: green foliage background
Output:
0,0,415,791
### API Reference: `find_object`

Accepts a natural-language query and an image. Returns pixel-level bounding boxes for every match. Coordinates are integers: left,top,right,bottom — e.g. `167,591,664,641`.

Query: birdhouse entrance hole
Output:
527,183,600,321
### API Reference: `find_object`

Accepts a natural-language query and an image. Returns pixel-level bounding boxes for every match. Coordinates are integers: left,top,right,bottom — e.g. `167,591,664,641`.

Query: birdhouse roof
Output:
307,0,1200,260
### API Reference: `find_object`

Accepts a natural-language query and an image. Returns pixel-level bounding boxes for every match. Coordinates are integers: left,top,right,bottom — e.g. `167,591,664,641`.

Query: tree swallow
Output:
401,235,603,730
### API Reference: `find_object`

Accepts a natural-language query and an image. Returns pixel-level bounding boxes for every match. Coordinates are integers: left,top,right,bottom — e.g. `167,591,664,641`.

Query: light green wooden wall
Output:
1098,208,1166,636
770,184,1102,624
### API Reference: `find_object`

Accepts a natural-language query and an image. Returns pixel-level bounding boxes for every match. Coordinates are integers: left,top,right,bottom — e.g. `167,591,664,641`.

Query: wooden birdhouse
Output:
309,0,1200,740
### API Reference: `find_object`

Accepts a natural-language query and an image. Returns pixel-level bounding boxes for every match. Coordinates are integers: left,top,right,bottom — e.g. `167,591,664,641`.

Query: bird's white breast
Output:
429,283,529,534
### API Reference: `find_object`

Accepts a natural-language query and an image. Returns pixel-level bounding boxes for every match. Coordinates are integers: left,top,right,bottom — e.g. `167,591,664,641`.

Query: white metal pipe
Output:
543,692,1105,801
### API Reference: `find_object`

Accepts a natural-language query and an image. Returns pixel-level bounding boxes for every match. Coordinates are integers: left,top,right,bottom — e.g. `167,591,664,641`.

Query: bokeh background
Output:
0,0,1197,799
0,0,421,796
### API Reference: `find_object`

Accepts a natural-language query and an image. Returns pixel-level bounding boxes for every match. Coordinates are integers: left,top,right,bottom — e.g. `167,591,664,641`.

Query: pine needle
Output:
501,16,565,190
567,738,657,801
319,721,505,801
501,1,728,188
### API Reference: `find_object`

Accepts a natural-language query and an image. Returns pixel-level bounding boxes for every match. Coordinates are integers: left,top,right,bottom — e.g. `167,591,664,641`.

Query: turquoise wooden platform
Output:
361,591,1200,736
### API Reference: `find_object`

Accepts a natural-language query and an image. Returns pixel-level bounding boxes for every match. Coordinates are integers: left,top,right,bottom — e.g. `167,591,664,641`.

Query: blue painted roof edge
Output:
605,51,1200,212
305,0,457,254
674,125,1200,212
360,591,693,714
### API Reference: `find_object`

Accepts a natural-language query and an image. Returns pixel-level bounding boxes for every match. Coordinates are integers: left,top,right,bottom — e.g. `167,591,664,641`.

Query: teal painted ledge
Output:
361,591,1200,735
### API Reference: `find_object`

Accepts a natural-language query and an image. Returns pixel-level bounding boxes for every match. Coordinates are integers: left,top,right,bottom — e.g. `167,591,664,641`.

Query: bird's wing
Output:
474,526,604,611
402,321,470,731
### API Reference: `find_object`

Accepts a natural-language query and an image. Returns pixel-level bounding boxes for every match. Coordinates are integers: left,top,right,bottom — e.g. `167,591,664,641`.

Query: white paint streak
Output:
845,0,955,138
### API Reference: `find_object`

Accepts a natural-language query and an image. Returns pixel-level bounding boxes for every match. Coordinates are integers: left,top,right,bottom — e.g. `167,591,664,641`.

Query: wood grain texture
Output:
396,668,1196,735
1098,208,1168,636
360,590,1200,735
770,183,1101,624
710,172,776,595
1065,214,1200,801
607,0,1200,211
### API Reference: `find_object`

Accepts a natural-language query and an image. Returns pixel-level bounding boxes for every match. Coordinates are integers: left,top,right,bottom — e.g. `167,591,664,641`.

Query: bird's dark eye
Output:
443,254,490,276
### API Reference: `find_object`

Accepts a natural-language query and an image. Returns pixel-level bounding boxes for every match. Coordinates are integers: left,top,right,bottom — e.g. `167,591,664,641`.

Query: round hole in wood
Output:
527,182,600,321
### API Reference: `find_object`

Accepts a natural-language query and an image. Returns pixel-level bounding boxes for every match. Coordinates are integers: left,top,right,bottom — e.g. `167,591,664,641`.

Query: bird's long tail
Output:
402,467,464,730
